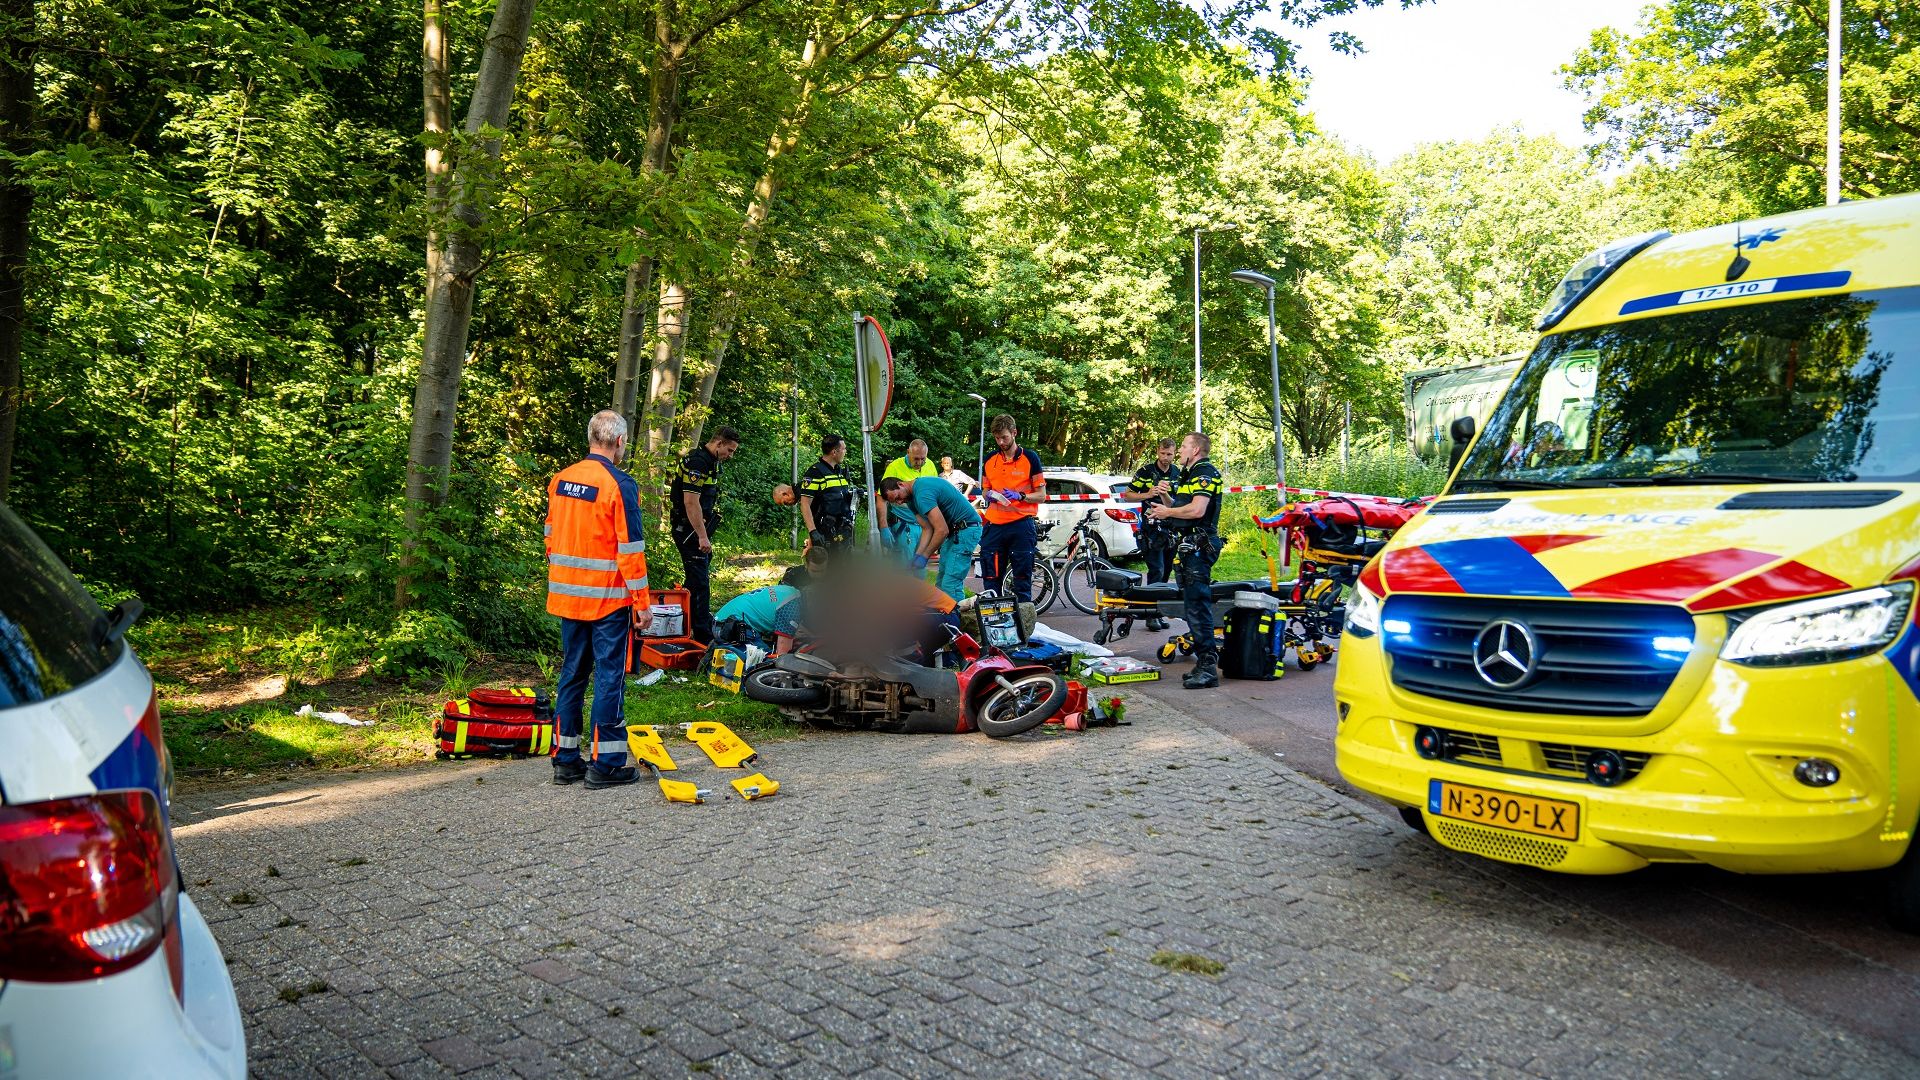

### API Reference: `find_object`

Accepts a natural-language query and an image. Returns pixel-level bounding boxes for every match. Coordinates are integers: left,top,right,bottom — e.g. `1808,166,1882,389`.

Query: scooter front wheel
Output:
975,672,1068,738
743,666,827,706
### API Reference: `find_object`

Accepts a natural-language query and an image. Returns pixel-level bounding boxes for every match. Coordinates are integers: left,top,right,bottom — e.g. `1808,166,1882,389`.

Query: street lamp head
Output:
965,393,987,404
1230,269,1277,292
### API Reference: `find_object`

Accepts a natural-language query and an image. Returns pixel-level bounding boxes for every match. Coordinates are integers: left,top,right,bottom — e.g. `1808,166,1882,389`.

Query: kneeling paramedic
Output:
712,583,801,652
546,410,654,787
879,473,980,603
1146,431,1224,690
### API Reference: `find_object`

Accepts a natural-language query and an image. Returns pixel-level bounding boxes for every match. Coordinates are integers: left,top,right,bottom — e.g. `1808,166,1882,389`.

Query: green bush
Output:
262,622,379,685
374,610,475,678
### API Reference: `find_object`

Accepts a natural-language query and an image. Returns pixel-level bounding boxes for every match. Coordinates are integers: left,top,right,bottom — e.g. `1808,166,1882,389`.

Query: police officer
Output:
546,410,654,788
1146,431,1224,690
799,434,858,552
1119,437,1180,629
670,425,741,644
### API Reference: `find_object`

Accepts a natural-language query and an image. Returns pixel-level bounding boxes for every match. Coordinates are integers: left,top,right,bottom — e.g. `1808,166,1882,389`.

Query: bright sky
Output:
1284,0,1648,164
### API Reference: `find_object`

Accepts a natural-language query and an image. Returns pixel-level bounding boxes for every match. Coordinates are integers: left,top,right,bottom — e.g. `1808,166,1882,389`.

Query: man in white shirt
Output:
938,455,976,498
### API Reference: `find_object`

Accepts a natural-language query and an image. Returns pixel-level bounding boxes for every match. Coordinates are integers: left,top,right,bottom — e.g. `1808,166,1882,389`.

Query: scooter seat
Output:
1096,568,1144,593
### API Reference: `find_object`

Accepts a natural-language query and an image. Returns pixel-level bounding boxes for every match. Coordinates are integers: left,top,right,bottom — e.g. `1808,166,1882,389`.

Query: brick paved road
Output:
175,698,1917,1079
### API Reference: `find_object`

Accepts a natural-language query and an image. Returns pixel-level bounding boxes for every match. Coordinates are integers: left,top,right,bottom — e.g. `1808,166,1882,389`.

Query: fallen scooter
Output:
741,592,1067,738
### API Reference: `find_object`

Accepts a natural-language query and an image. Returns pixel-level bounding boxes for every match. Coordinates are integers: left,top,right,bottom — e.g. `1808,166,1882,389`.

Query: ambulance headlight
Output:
1345,581,1383,638
1721,583,1913,667
1537,229,1670,331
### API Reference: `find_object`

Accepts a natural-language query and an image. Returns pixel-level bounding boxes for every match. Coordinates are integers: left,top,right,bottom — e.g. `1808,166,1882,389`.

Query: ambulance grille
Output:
1540,743,1652,781
1381,596,1692,717
1433,820,1568,868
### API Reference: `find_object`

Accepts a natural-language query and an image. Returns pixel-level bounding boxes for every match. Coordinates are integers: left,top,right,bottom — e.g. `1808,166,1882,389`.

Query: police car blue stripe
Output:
1618,271,1852,316
89,724,168,824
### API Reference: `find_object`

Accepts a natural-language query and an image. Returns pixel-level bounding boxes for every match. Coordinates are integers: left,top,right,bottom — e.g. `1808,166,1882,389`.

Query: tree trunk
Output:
645,278,689,455
683,59,817,443
0,0,34,501
618,4,687,446
422,0,450,301
397,0,537,610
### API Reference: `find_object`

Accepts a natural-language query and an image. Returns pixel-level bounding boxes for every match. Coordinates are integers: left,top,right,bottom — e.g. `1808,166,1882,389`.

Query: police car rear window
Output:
0,505,122,708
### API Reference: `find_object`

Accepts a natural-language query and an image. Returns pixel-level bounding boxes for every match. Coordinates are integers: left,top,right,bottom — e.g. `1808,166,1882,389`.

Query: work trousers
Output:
979,517,1037,602
1176,534,1222,661
936,524,982,603
671,523,714,642
555,607,632,772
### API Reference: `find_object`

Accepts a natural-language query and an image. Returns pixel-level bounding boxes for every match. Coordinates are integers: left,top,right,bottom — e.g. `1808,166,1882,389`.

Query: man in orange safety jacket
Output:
546,410,654,789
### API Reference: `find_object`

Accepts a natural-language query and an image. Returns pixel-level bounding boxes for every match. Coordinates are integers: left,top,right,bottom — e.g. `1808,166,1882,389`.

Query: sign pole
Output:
851,313,882,550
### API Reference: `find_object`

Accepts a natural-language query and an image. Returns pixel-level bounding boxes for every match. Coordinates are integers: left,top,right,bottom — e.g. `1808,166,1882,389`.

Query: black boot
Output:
1147,617,1169,632
1182,656,1219,689
584,765,641,789
552,758,587,785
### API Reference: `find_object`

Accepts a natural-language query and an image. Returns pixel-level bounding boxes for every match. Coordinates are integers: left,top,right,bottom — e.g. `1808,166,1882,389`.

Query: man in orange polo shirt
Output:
546,410,654,788
977,413,1046,602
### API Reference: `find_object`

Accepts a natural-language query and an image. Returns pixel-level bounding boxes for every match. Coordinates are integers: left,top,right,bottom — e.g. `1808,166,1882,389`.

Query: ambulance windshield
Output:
1454,287,1920,488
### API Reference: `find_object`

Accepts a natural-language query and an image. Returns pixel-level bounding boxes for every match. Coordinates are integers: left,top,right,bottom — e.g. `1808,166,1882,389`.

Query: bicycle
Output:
959,518,1060,610
1044,508,1123,615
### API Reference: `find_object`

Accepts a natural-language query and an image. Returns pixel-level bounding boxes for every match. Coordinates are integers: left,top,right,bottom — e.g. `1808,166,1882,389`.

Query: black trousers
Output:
1141,533,1175,585
671,523,714,642
1176,534,1221,661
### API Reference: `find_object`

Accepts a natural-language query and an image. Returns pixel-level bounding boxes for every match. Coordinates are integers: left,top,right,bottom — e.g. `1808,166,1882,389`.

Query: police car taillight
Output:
0,788,179,982
1536,229,1670,331
1104,509,1139,523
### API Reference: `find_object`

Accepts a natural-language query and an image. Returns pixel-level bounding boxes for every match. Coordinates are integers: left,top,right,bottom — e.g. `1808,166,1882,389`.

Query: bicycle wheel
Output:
1061,556,1114,615
1030,559,1059,613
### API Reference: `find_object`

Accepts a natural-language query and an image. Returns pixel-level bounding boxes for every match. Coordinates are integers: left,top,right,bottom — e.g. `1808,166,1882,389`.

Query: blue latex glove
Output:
911,553,930,571
1000,488,1025,504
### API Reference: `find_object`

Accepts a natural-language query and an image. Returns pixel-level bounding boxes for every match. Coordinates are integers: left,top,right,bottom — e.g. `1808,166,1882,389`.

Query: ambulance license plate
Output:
1429,780,1579,841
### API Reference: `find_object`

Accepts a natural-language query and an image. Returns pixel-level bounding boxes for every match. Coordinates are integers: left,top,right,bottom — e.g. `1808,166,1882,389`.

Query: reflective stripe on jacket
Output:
546,454,651,621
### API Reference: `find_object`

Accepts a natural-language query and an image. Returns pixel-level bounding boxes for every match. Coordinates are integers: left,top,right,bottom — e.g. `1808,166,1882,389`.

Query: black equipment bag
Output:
1220,608,1284,681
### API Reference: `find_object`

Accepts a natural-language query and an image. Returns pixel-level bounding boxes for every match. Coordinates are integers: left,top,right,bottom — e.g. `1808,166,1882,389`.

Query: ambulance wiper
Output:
1600,472,1832,486
1450,478,1594,492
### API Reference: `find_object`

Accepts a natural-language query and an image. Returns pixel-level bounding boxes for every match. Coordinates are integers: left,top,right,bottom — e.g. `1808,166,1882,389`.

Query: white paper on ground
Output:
295,704,371,727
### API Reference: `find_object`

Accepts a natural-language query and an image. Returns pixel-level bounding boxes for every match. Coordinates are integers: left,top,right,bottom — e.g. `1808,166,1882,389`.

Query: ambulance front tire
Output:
1398,806,1429,836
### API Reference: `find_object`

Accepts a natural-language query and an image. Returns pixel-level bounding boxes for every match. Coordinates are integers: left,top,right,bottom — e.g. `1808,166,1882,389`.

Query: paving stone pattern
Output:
173,699,1917,1079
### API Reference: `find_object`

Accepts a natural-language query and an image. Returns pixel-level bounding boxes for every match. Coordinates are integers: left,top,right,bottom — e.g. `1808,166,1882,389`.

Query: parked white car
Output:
0,504,246,1079
1039,467,1141,560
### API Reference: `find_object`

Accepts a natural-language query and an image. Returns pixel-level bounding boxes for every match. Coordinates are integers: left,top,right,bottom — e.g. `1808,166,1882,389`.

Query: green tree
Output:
1568,0,1919,213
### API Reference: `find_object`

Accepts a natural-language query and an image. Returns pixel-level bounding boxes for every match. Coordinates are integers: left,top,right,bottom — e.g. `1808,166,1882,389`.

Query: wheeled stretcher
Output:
1090,567,1339,672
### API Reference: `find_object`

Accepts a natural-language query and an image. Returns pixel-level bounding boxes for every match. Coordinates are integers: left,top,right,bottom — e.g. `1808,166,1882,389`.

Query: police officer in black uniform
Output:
1146,431,1224,690
670,425,741,643
1119,437,1181,630
798,434,857,551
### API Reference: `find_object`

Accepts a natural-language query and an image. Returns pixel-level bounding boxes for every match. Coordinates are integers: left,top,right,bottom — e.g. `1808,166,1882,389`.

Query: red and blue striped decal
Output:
88,722,168,825
1383,535,1597,597
1571,548,1776,603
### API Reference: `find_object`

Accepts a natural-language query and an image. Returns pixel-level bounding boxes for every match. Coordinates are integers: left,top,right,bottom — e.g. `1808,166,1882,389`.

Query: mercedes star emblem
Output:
1472,619,1538,689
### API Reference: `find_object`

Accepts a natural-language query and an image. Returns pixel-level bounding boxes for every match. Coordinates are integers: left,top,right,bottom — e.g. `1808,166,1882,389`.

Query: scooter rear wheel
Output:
743,666,827,706
975,672,1068,738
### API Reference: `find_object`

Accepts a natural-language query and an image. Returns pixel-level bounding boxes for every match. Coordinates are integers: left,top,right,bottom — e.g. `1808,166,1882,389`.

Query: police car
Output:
1038,467,1141,559
0,504,246,1077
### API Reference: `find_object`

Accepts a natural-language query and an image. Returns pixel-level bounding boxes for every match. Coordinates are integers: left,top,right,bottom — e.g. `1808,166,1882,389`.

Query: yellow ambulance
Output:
1334,192,1920,923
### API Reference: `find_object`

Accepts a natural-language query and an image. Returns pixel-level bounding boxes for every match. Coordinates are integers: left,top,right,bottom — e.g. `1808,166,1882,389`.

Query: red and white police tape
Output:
1039,483,1375,504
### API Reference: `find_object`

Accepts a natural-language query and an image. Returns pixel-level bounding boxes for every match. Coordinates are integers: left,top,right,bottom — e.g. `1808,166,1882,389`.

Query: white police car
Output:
0,504,245,1078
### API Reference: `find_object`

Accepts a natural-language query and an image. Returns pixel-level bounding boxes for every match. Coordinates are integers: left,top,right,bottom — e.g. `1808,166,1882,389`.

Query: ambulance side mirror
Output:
1447,416,1475,472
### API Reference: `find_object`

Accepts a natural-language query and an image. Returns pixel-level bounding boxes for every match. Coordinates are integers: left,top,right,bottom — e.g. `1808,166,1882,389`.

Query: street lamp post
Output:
965,392,987,482
1229,268,1284,491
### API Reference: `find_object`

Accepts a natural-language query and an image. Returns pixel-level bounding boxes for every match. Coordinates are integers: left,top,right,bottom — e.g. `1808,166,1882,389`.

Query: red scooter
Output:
742,592,1067,738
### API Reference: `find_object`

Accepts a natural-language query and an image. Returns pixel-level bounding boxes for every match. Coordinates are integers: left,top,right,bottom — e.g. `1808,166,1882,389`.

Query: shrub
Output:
374,610,475,678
